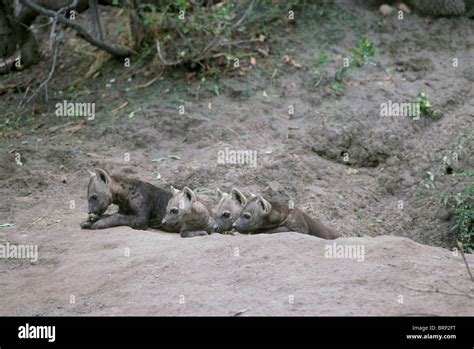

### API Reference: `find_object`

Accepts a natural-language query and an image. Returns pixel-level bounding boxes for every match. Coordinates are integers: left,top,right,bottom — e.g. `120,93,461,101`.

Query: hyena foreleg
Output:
261,226,290,234
88,214,148,230
180,230,209,238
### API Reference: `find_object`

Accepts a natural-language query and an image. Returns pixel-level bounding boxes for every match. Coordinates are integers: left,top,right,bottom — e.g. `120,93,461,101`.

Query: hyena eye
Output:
243,213,251,220
170,208,179,215
222,212,231,219
90,195,98,201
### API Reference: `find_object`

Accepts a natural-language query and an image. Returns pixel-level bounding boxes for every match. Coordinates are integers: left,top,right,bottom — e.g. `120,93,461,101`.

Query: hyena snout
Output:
88,204,105,215
213,223,220,233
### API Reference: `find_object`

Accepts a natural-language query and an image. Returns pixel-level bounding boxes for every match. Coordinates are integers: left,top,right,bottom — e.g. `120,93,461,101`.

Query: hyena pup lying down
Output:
213,188,252,234
80,169,181,232
162,186,215,238
232,195,339,240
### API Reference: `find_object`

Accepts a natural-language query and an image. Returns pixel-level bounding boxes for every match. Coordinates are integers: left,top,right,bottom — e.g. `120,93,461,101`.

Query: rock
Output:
398,3,412,13
379,4,394,16
407,0,466,16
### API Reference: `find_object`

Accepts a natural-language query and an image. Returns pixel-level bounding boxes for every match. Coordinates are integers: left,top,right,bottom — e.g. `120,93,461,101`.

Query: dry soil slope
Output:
1,231,473,316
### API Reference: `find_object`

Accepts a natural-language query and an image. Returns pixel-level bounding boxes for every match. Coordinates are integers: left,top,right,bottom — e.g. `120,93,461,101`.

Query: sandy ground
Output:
1,230,473,316
0,1,473,315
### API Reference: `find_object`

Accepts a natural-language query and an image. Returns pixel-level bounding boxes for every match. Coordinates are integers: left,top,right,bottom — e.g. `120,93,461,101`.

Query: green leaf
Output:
168,155,181,160
155,172,161,180
0,223,14,228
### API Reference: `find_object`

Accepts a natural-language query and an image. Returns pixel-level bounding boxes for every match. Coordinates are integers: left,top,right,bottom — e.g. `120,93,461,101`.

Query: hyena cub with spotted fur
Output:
233,195,339,240
213,188,250,233
162,186,215,238
80,168,181,232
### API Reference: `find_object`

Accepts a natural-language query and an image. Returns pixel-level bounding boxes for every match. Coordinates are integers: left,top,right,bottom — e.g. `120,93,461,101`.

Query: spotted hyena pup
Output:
213,188,251,234
233,195,339,239
162,186,214,238
80,168,181,232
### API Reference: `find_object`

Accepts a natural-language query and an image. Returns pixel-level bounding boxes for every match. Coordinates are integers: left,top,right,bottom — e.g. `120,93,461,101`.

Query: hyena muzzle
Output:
162,186,215,238
213,188,250,233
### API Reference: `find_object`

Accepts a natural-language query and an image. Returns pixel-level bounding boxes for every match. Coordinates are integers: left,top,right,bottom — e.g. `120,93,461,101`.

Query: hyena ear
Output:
257,195,272,214
231,188,247,206
170,185,180,195
245,191,257,199
183,187,197,203
95,168,111,184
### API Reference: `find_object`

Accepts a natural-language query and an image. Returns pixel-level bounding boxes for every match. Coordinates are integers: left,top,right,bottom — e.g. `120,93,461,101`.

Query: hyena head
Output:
162,186,194,227
213,188,248,233
233,195,272,233
86,168,113,215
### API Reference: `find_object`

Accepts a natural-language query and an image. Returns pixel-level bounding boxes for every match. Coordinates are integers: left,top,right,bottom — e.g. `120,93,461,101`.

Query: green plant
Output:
421,134,474,252
139,4,159,29
349,36,375,67
329,37,377,94
447,171,473,252
316,51,330,66
136,0,297,73
416,92,433,117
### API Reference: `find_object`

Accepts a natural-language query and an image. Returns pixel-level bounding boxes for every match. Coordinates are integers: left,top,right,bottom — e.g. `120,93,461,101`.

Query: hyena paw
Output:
80,220,93,229
180,230,209,238
91,220,108,229
88,213,100,222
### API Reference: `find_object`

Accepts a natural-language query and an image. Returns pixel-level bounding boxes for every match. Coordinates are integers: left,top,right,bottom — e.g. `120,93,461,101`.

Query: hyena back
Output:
233,195,339,240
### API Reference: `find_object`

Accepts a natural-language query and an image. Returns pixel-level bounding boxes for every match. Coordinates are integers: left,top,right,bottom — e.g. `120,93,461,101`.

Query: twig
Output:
89,0,104,40
133,76,159,90
401,283,473,299
220,39,260,46
232,0,255,28
192,33,222,62
156,40,183,66
20,0,131,57
233,307,251,316
28,216,45,226
22,30,62,106
176,27,198,55
155,0,255,66
457,240,474,282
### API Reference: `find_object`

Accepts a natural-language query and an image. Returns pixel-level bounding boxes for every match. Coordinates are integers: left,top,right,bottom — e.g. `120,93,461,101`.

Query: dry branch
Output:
20,0,132,57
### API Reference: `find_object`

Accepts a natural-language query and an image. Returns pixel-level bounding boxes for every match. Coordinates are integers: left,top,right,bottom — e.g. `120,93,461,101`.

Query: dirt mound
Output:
1,231,472,316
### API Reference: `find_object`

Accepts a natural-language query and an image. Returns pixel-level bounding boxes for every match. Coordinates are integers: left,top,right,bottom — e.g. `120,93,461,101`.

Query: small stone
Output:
346,168,359,175
398,3,411,14
379,4,394,16
386,156,400,167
